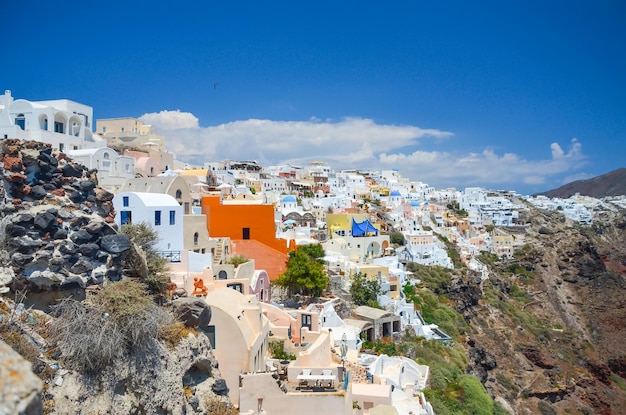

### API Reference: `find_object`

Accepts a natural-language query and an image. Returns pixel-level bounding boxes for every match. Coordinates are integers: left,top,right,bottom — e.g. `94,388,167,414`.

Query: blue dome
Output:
411,201,420,206
390,190,401,197
283,195,297,203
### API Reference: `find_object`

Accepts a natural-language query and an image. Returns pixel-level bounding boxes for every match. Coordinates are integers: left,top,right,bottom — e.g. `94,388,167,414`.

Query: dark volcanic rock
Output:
5,223,27,237
211,379,229,396
100,234,131,254
78,243,100,258
34,211,57,231
62,163,84,178
9,236,41,253
29,185,48,200
70,229,95,245
83,220,104,235
171,298,212,328
70,257,93,274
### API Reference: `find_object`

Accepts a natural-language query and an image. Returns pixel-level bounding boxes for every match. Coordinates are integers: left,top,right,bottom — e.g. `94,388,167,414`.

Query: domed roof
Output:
411,201,420,206
283,195,297,203
390,190,402,197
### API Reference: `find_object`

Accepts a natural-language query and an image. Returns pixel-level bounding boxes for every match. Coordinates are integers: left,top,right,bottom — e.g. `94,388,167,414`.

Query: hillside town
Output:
1,90,625,415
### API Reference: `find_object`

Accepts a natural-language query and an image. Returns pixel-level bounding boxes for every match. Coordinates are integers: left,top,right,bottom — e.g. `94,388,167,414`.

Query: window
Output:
218,270,227,280
122,196,129,207
175,189,182,199
155,210,161,226
169,210,175,225
54,121,64,133
207,325,216,349
242,227,250,240
121,127,125,132
120,211,132,225
59,143,64,152
227,283,243,293
194,232,199,246
15,114,25,130
102,126,107,133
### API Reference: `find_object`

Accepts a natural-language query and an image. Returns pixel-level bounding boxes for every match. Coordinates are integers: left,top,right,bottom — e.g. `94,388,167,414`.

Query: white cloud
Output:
146,111,587,193
378,138,587,191
139,110,199,130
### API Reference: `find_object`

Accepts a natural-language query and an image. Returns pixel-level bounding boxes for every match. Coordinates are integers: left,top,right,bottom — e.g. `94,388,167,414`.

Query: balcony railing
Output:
157,251,181,263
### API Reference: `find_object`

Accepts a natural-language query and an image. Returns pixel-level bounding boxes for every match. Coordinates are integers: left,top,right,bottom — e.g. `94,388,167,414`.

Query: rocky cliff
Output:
450,202,626,414
0,139,232,414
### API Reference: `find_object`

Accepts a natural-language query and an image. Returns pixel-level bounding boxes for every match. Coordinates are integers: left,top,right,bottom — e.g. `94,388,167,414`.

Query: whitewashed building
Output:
0,89,104,151
68,147,135,192
112,192,184,255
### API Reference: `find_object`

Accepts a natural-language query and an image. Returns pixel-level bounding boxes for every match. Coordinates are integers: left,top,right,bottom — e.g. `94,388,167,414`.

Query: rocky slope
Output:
47,332,228,415
450,202,626,414
0,139,232,414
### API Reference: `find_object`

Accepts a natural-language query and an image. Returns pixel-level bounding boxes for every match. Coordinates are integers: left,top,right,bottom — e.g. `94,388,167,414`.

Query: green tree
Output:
390,231,405,246
228,254,249,267
298,243,325,262
275,245,328,297
121,223,170,294
350,272,382,308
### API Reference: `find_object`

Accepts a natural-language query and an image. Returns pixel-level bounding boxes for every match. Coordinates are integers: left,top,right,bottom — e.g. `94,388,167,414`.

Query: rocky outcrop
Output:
46,333,231,415
0,339,43,415
169,297,212,328
0,139,129,291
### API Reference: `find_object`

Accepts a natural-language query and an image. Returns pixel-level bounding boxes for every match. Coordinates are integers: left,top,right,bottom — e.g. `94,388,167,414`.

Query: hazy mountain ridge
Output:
537,168,626,199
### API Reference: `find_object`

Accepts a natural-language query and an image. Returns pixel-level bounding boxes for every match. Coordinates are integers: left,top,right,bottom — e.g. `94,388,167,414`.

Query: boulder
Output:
70,257,93,274
70,229,95,245
29,185,48,200
171,298,212,328
83,220,104,235
33,211,57,231
0,267,15,294
5,223,27,237
62,163,83,178
211,379,229,396
78,243,100,258
0,340,43,414
100,234,131,254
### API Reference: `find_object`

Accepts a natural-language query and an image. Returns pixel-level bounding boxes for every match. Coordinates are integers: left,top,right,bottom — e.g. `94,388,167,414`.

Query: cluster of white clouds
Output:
139,110,587,193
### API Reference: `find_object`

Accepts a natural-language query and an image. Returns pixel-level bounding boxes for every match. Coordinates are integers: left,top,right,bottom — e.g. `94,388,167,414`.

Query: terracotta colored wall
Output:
201,195,290,253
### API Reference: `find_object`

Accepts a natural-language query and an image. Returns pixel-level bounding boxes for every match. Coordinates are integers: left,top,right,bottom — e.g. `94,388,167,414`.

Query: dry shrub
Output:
204,396,238,415
49,279,173,372
0,324,40,363
158,321,198,349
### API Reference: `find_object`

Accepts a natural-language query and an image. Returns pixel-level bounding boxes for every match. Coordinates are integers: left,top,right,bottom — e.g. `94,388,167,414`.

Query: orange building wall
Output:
201,195,291,254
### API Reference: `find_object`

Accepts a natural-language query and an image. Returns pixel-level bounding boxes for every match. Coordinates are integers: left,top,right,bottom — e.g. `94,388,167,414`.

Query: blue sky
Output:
3,1,625,195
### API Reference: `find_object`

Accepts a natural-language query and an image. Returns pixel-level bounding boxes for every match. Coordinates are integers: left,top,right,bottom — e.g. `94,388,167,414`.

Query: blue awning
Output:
351,218,378,237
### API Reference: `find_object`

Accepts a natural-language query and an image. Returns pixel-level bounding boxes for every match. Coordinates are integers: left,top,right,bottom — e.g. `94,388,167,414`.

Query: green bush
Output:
269,340,296,360
228,255,249,267
121,223,170,293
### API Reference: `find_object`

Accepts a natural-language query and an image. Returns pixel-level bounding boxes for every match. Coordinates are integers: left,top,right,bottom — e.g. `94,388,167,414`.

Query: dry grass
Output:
204,396,238,415
48,279,173,372
158,321,198,349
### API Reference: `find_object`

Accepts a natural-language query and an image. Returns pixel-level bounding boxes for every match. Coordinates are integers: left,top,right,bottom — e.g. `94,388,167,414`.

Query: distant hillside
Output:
537,168,626,198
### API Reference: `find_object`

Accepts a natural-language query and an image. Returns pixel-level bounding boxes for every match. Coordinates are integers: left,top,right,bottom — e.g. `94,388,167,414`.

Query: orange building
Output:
201,195,293,280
